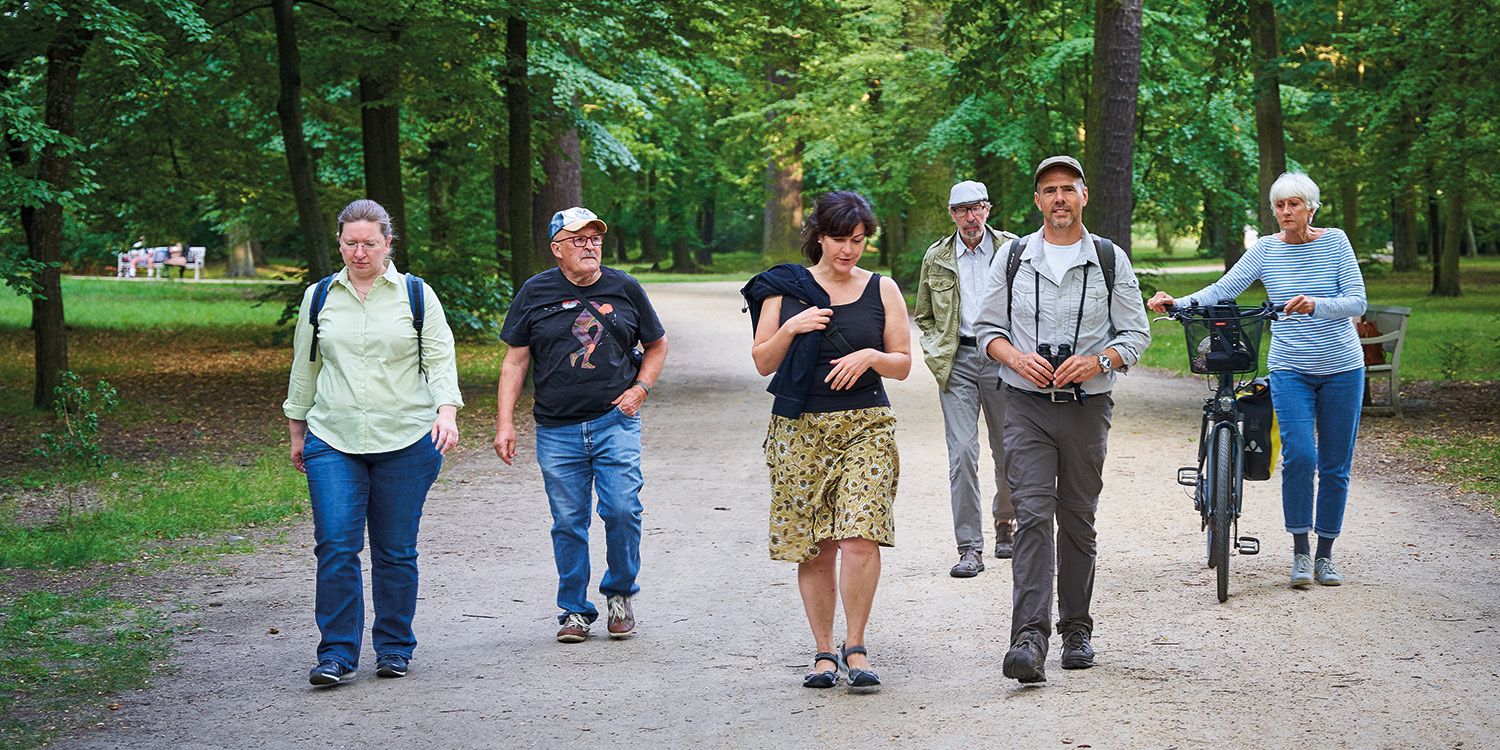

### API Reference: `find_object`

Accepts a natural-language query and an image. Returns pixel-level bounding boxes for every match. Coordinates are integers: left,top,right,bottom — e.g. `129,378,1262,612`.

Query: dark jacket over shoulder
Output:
740,264,831,418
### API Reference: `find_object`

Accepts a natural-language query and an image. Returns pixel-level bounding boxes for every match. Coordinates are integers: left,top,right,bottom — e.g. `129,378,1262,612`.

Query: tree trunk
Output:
504,13,534,286
881,209,906,268
227,222,257,277
669,198,695,271
697,191,716,266
762,143,803,264
1248,0,1288,236
613,225,630,264
426,136,459,259
639,169,660,265
1083,0,1142,256
29,17,94,409
1434,180,1463,297
1464,218,1477,258
1155,221,1173,254
273,0,332,281
492,142,509,278
1392,187,1418,271
1426,193,1440,266
359,72,407,269
531,124,582,267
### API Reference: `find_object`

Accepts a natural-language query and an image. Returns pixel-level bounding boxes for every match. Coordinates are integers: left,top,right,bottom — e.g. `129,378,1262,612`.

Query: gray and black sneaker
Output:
1002,632,1047,684
1060,630,1095,670
308,660,356,687
376,653,409,678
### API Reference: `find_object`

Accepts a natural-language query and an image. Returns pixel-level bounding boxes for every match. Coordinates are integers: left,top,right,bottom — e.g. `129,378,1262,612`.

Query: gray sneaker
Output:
1314,557,1344,586
1290,553,1314,588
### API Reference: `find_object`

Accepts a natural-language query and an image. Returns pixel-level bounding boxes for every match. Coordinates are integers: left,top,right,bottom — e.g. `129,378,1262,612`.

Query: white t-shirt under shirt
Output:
1040,239,1084,285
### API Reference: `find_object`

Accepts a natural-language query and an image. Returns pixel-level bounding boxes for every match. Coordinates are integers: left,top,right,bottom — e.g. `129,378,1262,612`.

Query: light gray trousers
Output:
1003,389,1113,649
938,343,1014,552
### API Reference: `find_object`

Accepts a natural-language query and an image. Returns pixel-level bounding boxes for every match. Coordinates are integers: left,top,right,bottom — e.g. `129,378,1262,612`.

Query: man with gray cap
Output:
976,156,1151,683
494,206,668,644
915,180,1018,578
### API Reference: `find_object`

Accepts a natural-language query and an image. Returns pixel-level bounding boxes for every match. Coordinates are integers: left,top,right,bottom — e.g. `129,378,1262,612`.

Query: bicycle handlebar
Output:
1159,300,1283,321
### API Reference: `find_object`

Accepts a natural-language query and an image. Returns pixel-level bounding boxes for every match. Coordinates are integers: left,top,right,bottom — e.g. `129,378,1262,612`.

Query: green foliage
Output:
1437,341,1473,382
0,590,170,750
35,372,119,470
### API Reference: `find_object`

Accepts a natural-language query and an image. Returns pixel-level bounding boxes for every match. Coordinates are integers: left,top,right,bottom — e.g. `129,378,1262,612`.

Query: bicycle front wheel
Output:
1210,428,1234,602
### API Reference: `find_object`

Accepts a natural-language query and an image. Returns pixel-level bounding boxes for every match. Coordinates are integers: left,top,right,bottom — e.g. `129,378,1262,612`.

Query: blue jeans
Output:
535,407,644,623
303,431,442,669
1269,368,1363,539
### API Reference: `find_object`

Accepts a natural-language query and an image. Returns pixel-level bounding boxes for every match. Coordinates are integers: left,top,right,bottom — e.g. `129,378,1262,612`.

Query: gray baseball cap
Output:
1034,155,1085,185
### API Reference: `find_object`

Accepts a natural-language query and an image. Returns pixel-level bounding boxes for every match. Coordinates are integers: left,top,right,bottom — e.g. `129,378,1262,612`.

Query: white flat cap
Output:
948,180,989,207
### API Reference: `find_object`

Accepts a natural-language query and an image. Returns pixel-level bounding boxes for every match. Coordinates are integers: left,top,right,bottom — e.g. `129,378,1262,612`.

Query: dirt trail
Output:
60,281,1500,749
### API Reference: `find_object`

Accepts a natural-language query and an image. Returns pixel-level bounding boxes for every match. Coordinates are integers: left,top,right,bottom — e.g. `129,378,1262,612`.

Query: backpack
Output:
1004,235,1117,324
308,273,427,376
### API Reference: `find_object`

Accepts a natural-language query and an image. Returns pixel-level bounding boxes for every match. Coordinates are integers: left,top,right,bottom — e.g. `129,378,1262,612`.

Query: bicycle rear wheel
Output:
1210,428,1234,602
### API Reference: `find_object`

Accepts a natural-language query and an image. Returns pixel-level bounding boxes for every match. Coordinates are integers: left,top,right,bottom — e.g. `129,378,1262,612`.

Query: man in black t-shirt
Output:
494,206,668,644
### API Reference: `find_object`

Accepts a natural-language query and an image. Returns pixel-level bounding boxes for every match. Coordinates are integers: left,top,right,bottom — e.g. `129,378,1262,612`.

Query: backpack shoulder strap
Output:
406,273,426,377
308,274,337,362
1005,236,1028,324
1092,237,1117,321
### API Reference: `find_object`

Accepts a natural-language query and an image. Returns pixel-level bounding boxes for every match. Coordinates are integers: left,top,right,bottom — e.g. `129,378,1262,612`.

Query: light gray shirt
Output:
975,227,1152,395
955,230,995,337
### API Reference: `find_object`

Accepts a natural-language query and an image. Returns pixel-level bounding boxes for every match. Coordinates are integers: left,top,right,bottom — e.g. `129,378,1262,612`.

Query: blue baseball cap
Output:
548,206,608,239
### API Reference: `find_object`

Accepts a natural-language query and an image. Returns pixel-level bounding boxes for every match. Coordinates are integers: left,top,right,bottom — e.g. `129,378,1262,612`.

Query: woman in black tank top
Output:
749,191,911,690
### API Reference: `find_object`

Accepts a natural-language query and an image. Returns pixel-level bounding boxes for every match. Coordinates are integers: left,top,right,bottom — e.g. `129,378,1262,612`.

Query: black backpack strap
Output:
1092,237,1117,313
308,274,336,362
1004,236,1028,325
406,273,426,377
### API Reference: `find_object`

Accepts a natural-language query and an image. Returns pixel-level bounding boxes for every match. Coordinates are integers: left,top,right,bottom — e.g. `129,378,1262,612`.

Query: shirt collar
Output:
955,228,994,259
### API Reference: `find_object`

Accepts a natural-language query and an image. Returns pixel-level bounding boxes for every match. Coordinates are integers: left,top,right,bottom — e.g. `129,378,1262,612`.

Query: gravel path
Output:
60,281,1500,749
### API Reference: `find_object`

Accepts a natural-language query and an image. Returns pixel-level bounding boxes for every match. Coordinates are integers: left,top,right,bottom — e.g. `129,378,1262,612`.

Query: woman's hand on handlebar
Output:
1146,291,1176,313
1282,295,1315,315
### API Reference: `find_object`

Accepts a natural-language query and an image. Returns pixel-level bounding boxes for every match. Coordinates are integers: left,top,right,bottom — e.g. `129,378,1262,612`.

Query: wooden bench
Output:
1360,304,1411,417
185,246,206,279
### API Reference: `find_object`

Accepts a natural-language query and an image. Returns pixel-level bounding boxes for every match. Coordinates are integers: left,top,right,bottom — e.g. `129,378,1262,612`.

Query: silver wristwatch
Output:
1096,353,1113,373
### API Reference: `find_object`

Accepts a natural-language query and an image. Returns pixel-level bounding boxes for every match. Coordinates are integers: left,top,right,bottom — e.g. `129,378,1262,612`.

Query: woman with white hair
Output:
1148,172,1367,589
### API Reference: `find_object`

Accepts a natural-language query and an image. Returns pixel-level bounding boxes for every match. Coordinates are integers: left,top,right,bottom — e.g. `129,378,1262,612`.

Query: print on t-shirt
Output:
560,300,615,370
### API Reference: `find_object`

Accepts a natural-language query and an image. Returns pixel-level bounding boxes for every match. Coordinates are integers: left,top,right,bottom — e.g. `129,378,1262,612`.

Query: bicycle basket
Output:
1183,310,1269,375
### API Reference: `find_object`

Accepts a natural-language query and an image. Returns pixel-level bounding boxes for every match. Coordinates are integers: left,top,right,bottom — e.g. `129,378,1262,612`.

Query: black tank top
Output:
779,273,890,413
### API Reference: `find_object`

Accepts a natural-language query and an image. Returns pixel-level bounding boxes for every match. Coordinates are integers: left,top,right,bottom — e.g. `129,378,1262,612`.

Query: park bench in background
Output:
184,246,206,279
1360,304,1412,417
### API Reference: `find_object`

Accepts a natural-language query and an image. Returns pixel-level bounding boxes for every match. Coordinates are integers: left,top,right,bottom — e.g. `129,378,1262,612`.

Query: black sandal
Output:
802,652,841,688
841,643,881,689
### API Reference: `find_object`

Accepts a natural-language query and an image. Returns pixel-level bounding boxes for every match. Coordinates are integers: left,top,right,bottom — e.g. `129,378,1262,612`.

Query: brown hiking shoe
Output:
995,520,1016,559
556,612,590,643
606,595,635,639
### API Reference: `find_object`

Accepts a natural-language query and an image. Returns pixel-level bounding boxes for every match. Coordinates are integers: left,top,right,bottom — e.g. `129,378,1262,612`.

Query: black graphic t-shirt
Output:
501,267,665,426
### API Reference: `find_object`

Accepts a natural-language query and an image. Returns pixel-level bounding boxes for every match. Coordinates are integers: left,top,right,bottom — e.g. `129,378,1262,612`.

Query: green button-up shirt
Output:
283,263,464,454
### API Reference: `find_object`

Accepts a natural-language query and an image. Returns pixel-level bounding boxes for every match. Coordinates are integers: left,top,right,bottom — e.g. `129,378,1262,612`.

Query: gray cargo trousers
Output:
939,343,1015,552
1003,387,1113,651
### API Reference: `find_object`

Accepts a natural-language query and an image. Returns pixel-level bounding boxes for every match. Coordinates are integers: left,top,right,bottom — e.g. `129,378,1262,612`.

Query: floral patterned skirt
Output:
764,406,899,563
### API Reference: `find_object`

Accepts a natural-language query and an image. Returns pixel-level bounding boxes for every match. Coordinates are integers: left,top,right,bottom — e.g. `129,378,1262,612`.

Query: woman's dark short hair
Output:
801,191,878,264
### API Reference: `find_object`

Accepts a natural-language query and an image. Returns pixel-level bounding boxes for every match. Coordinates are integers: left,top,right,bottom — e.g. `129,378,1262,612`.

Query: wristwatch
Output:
1096,353,1113,373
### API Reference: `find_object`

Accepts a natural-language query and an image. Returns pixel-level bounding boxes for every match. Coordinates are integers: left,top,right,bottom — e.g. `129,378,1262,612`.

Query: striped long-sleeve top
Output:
1183,228,1366,376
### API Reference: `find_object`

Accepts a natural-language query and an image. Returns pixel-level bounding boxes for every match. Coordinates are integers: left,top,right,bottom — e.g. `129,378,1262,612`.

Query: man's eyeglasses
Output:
949,203,989,218
558,234,605,248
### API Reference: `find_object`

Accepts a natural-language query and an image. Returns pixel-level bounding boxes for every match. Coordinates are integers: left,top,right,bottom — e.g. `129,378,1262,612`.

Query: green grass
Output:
0,590,170,750
0,446,308,569
1406,435,1500,510
0,278,285,331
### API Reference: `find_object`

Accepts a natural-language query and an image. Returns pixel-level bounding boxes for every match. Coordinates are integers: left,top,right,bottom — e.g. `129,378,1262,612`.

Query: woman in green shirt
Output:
283,199,464,686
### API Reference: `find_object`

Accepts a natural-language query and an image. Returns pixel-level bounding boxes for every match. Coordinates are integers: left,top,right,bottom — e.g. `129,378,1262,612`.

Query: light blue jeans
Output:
1269,367,1364,539
535,407,644,624
303,431,442,670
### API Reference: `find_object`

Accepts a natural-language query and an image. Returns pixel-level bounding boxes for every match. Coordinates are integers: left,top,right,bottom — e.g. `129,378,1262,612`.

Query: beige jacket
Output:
913,225,1016,390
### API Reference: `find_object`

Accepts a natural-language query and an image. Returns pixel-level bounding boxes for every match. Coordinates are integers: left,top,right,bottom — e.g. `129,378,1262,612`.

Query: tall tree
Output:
1084,0,1143,255
1247,0,1287,235
272,0,332,280
504,13,534,285
28,16,95,408
360,70,407,268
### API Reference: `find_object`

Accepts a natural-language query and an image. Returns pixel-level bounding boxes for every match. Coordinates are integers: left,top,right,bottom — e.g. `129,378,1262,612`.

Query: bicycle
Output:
1159,301,1281,602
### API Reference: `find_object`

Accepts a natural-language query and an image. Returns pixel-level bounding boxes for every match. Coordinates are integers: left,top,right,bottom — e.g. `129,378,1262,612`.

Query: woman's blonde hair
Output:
336,199,398,241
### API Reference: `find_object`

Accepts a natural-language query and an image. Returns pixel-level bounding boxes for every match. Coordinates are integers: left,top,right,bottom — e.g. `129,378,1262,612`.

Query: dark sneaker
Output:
1060,630,1095,670
606,595,636,639
308,660,356,687
994,521,1016,560
1002,632,1047,684
556,612,590,643
375,653,409,678
950,548,985,578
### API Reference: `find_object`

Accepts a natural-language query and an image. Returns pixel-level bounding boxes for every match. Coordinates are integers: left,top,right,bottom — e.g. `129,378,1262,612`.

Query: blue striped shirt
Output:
1185,228,1366,375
